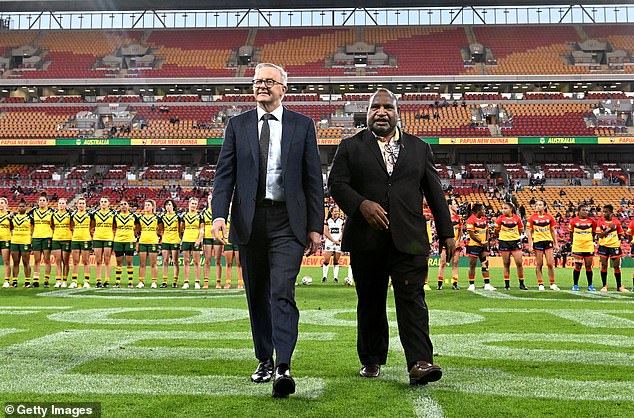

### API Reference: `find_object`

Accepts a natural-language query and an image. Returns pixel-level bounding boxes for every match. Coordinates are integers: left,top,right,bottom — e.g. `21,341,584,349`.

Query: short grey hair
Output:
254,62,288,86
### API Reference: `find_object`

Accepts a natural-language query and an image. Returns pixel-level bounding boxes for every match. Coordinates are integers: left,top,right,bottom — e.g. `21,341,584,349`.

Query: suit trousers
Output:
239,204,305,367
350,233,433,370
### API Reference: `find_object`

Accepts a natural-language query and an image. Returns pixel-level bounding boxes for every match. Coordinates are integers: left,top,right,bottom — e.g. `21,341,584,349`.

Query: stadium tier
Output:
1,24,633,78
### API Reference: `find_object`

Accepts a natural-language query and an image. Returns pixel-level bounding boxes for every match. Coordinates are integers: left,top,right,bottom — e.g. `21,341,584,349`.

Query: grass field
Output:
1,266,633,418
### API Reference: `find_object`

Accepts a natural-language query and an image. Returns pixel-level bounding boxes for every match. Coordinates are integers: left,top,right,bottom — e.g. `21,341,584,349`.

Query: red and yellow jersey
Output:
527,213,556,242
71,211,92,241
0,211,11,241
628,220,634,243
92,209,116,241
160,213,181,245
423,207,433,242
11,213,33,245
52,210,72,241
31,208,53,239
466,214,487,246
569,217,596,253
595,218,623,248
495,214,523,241
202,208,214,239
451,214,462,243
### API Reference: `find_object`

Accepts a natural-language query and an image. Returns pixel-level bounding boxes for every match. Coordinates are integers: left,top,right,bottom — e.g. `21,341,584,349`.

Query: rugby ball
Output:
301,276,313,285
344,276,354,287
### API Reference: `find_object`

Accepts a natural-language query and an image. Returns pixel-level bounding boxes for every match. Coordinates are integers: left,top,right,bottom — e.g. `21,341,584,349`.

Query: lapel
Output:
390,130,409,177
362,129,387,174
280,107,294,170
246,109,259,165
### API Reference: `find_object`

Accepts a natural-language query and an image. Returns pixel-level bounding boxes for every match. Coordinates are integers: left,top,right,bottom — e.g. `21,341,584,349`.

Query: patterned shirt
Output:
595,218,623,248
569,217,596,253
31,208,53,239
527,213,556,242
495,214,523,241
52,210,72,241
466,214,487,247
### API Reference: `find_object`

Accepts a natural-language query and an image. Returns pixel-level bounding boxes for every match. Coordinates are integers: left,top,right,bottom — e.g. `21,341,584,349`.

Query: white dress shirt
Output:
257,105,285,201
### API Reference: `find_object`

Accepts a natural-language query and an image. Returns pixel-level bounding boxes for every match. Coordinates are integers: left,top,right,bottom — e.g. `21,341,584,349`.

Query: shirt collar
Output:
372,127,400,144
257,104,284,122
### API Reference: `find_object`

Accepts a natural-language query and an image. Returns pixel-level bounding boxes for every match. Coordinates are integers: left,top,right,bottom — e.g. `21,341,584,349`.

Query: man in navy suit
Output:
328,89,455,385
212,63,323,398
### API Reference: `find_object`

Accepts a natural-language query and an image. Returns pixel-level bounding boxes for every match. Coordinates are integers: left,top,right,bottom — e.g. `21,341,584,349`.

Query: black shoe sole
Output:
272,376,295,398
409,369,442,386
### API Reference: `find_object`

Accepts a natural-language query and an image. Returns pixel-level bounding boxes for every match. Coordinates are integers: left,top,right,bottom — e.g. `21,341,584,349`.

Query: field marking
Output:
37,288,244,300
0,328,23,338
381,365,634,402
0,329,328,398
481,308,634,328
427,333,634,366
0,306,72,315
472,289,633,303
300,309,484,327
48,307,250,324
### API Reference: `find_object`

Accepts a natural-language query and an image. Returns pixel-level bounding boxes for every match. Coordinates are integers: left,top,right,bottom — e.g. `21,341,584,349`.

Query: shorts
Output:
161,243,180,252
32,238,52,252
113,241,135,257
10,243,31,253
224,243,239,252
138,243,158,254
0,240,10,250
499,240,522,253
466,245,488,258
52,240,71,252
203,238,216,246
181,241,201,252
573,251,594,259
93,240,113,249
324,241,341,253
597,246,622,258
533,241,553,252
71,240,92,251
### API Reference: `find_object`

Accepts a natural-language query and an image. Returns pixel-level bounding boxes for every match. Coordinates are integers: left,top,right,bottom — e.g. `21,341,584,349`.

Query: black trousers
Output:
239,205,305,367
350,235,433,370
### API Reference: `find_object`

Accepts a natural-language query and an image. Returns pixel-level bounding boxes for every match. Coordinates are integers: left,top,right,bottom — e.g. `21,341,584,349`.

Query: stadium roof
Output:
0,0,627,13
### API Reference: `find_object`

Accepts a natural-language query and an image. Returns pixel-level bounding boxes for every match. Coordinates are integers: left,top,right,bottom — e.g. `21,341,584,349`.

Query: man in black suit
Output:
328,89,455,385
212,63,324,398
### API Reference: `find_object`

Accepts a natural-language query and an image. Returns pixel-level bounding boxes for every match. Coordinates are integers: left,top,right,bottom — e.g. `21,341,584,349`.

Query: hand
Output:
212,219,228,245
440,238,456,263
359,200,389,230
305,231,321,256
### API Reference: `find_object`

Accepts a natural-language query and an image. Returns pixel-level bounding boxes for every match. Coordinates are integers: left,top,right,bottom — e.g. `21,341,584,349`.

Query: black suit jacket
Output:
212,107,324,245
328,129,452,255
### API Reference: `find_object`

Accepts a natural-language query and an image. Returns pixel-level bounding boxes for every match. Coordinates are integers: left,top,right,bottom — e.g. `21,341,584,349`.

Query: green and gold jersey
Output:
137,213,161,245
160,213,181,245
181,211,203,242
52,210,72,241
0,211,11,241
114,212,136,243
71,211,92,241
92,209,116,241
31,208,53,239
11,213,33,245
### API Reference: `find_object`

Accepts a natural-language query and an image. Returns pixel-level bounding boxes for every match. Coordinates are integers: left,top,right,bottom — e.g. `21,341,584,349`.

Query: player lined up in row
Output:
0,193,242,290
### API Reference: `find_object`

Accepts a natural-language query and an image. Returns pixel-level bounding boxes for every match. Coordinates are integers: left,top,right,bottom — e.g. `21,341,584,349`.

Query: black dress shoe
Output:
359,364,381,378
272,366,295,398
409,361,442,385
251,359,273,383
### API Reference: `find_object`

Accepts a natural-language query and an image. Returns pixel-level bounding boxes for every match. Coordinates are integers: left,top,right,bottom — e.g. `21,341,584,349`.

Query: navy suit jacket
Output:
212,106,324,245
328,129,452,255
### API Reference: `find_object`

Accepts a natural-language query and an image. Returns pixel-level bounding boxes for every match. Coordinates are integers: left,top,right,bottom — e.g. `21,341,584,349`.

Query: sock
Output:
615,269,622,288
44,274,50,283
452,275,459,284
116,266,122,283
333,264,339,280
504,274,510,288
484,278,490,284
437,279,443,288
33,274,39,283
549,276,555,285
601,269,607,287
322,263,329,278
586,268,593,286
55,275,61,282
173,276,179,283
72,275,77,283
3,278,8,283
468,274,475,285
573,265,581,286
127,267,134,280
537,277,544,285
196,278,201,284
225,277,231,285
152,277,157,283
84,274,90,283
163,276,168,283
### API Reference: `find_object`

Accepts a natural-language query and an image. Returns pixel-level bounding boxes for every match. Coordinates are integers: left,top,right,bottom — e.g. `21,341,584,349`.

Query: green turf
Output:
1,266,633,418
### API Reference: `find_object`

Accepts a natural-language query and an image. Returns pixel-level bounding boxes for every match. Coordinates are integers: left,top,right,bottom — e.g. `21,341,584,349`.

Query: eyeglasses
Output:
252,79,283,88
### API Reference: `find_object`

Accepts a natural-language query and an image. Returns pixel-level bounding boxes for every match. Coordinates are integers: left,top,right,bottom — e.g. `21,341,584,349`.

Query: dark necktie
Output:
257,113,276,201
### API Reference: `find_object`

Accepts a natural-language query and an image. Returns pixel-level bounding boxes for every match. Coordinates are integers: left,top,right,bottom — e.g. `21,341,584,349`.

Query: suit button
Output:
388,183,392,187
